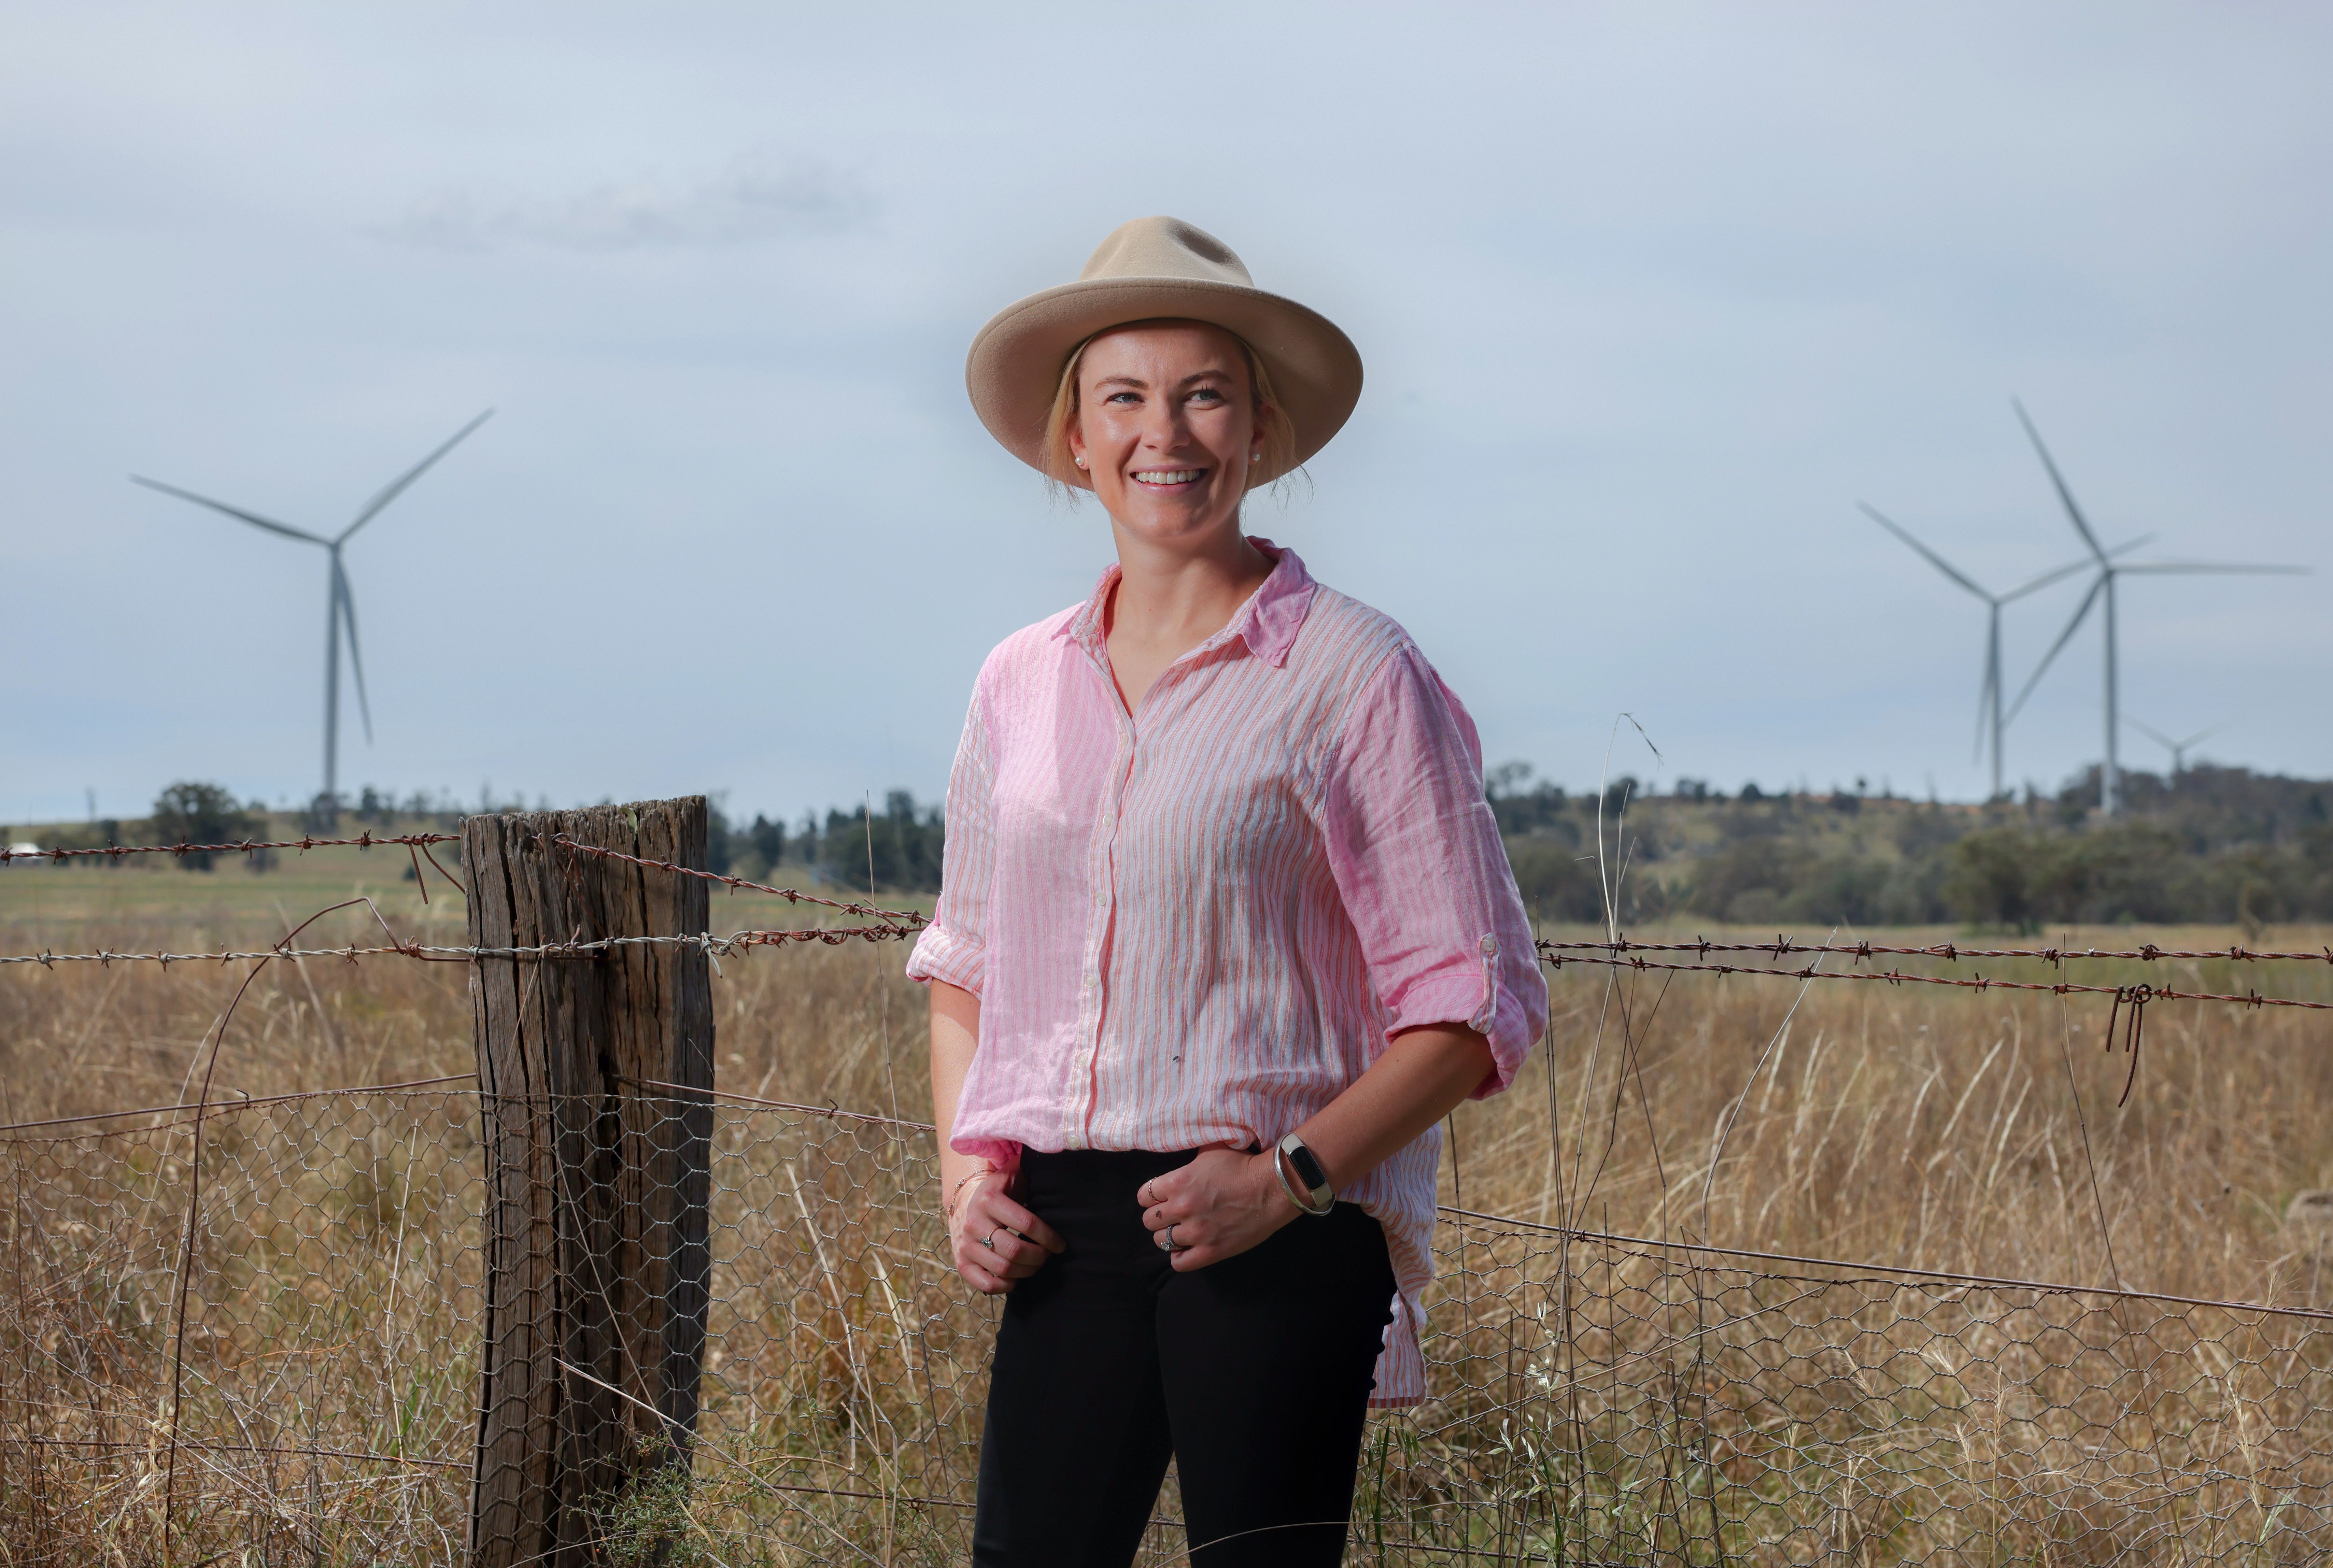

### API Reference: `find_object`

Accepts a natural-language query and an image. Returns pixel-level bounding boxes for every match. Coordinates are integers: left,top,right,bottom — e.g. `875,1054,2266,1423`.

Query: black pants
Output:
971,1148,1397,1568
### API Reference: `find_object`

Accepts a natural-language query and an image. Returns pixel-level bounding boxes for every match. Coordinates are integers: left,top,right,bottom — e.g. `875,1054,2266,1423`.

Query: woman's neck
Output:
1107,523,1270,642
1100,521,1274,712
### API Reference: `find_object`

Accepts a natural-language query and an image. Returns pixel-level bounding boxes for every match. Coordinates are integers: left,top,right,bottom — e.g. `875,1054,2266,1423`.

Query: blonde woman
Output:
908,217,1546,1567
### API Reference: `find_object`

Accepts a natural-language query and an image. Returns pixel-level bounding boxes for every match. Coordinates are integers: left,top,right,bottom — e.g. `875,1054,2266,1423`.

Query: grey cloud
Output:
379,153,871,252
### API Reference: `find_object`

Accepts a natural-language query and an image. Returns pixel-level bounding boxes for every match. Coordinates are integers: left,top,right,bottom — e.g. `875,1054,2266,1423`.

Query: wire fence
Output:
7,833,2333,1564
6,1078,2331,1565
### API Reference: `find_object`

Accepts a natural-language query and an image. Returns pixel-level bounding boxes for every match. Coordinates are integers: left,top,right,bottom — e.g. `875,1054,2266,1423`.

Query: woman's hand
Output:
1138,1146,1300,1271
949,1172,1066,1295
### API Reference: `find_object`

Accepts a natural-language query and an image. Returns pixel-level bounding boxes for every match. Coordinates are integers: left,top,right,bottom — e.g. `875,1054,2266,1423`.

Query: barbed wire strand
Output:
0,831,459,865
1539,946,2333,1010
1545,934,2333,966
0,923,919,968
546,833,926,928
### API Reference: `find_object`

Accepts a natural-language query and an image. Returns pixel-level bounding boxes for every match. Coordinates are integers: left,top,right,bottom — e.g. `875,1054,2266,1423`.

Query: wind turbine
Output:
2123,715,2227,781
2006,400,2307,817
133,411,493,818
1858,502,2145,801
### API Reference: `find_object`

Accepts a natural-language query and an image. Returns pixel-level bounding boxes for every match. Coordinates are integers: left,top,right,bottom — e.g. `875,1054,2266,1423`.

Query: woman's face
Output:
1067,321,1263,547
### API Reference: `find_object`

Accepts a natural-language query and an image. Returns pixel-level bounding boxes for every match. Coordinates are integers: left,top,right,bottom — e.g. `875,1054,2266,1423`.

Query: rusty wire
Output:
1538,946,2333,1011
547,833,927,928
1544,933,2333,965
0,830,459,866
0,924,919,968
3,932,2325,1017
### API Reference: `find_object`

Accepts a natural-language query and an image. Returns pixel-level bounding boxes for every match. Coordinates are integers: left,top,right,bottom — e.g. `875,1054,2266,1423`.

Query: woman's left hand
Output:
1138,1146,1299,1271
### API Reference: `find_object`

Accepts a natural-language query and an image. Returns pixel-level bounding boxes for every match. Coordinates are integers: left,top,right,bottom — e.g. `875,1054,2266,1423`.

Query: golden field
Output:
3,857,2330,1563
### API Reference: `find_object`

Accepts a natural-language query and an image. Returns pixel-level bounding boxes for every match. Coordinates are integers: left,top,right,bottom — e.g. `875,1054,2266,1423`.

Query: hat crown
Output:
1077,216,1253,288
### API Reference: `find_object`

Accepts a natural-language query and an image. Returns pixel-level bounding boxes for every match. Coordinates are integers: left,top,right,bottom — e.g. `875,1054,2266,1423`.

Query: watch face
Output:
1288,1144,1329,1193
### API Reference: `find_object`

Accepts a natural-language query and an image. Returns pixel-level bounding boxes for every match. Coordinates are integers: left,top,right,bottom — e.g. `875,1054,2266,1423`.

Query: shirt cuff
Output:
1385,966,1528,1098
903,925,985,993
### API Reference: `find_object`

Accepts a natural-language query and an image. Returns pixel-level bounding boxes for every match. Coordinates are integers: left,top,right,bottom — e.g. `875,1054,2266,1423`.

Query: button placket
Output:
1068,676,1134,1150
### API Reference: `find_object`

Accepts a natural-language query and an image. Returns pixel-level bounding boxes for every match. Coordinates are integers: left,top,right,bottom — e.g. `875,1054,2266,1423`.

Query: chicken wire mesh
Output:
6,1084,2332,1565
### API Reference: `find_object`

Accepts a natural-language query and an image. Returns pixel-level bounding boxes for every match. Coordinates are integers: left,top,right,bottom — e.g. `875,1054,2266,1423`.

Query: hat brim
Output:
965,276,1362,488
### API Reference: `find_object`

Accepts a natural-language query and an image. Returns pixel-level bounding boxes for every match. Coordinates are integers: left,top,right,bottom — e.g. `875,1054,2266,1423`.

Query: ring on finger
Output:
978,1230,998,1252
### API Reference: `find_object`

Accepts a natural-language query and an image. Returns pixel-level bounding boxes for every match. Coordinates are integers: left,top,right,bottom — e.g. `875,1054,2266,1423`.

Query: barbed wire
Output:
1542,934,2333,966
0,830,459,866
547,834,927,928
1538,946,2333,1010
0,922,921,969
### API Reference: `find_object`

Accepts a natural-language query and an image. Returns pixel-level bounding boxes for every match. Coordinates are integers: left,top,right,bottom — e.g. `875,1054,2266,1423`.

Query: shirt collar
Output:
1055,538,1316,670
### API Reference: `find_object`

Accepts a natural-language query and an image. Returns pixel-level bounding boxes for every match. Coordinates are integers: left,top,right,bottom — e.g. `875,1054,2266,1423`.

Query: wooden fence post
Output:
463,797,715,1568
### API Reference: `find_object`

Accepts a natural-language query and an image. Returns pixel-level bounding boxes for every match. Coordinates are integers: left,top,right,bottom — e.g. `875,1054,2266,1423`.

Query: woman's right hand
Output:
949,1172,1066,1295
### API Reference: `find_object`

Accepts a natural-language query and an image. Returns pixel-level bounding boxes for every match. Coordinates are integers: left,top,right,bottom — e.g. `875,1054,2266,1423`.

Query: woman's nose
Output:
1139,401,1188,449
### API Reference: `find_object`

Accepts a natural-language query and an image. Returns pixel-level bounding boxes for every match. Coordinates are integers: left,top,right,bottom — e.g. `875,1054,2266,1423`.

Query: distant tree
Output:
705,803,736,875
748,814,786,877
1485,762,1573,839
1942,828,2045,932
150,781,261,872
816,792,944,893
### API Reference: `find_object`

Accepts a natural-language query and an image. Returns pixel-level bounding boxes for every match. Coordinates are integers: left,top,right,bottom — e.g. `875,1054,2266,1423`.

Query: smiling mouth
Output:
1131,468,1206,487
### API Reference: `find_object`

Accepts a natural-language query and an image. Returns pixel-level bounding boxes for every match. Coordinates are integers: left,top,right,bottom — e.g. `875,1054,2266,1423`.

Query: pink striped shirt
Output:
906,541,1546,1404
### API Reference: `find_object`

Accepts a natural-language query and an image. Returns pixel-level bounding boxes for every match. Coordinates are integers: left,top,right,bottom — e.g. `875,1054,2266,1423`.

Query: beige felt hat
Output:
966,216,1363,487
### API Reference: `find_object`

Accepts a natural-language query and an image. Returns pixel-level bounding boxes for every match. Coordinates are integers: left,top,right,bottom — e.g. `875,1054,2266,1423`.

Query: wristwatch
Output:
1275,1133,1336,1216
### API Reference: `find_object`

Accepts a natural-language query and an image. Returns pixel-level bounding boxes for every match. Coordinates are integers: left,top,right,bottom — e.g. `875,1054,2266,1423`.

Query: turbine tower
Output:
133,411,493,817
2124,715,2226,781
1858,502,2139,801
2006,400,2305,817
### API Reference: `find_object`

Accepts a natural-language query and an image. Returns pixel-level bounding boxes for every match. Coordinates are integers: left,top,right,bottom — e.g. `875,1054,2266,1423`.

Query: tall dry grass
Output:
4,889,2332,1562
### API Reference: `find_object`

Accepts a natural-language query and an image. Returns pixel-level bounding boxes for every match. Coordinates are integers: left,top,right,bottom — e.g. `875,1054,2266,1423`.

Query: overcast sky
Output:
5,3,2328,829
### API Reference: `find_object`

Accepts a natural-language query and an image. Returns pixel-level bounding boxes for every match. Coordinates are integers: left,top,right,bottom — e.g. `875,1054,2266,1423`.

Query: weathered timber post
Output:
464,797,715,1568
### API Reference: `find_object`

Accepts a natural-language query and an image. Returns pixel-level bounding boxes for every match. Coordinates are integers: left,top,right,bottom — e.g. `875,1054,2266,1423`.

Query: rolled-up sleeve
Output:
1321,645,1547,1095
904,683,995,993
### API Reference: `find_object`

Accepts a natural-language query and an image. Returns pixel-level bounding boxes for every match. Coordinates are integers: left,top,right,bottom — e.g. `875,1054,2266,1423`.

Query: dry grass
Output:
3,873,2331,1562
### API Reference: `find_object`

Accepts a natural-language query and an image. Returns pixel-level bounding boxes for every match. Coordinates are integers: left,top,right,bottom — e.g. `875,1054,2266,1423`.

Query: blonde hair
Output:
1040,321,1300,500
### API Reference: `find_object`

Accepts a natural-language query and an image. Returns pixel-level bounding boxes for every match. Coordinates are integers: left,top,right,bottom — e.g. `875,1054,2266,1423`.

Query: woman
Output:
907,216,1547,1567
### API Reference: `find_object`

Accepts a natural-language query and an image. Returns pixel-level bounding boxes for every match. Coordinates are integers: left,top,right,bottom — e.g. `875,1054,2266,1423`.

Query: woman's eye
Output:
1189,387,1224,405
1105,391,1140,405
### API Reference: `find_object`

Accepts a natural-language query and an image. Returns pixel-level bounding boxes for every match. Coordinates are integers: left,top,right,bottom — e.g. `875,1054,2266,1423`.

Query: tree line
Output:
16,765,2331,930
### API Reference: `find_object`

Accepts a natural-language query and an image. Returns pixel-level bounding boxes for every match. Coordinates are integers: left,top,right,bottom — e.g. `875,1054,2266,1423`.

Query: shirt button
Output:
1479,935,1499,957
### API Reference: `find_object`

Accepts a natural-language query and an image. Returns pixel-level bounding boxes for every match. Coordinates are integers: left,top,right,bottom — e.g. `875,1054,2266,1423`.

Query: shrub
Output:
149,781,261,872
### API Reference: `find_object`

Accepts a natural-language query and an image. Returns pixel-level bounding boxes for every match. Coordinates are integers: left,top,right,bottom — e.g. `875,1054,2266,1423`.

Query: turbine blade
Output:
2012,400,2109,563
333,557,374,745
2115,562,2310,576
338,408,494,544
1858,502,1992,599
2005,572,2104,725
2001,556,2103,602
2002,534,2159,602
130,476,328,544
2122,713,2175,749
2181,723,2229,749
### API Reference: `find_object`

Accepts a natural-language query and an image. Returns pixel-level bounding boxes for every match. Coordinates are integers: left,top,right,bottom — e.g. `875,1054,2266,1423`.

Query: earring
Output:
1250,452,1261,464
1075,456,1087,468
